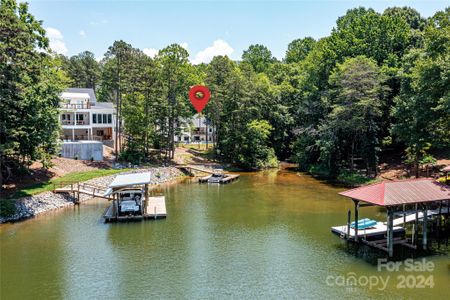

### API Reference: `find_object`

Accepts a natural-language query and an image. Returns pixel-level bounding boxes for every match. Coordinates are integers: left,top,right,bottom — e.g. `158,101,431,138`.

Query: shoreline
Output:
0,166,185,224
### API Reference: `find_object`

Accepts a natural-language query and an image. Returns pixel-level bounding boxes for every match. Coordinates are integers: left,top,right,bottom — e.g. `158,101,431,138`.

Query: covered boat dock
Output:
333,178,450,257
103,172,167,222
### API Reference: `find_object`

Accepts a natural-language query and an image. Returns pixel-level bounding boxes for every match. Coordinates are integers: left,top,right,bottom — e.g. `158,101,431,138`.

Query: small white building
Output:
59,88,116,148
175,114,215,144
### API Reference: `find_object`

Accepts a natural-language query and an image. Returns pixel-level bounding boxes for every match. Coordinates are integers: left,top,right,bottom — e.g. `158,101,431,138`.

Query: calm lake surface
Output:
1,169,449,299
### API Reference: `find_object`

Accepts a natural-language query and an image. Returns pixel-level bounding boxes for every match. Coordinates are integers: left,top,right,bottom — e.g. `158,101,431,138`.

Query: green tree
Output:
383,6,426,30
63,51,101,90
156,44,196,159
320,56,385,175
284,37,316,63
392,8,450,177
0,0,66,187
241,44,276,73
236,120,277,170
98,40,138,154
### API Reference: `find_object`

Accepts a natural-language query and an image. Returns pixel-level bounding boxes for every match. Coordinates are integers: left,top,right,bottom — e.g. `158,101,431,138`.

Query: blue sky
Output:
28,0,449,63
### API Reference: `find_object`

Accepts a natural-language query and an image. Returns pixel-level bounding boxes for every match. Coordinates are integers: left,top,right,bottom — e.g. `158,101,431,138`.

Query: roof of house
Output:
91,102,114,109
63,88,97,102
339,178,450,206
61,92,90,100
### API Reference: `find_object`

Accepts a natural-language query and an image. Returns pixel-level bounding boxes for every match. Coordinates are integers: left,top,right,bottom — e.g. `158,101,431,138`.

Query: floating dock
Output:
104,196,166,222
198,174,240,184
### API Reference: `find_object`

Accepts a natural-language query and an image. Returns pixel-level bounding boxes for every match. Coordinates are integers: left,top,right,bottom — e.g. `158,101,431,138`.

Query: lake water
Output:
1,169,449,299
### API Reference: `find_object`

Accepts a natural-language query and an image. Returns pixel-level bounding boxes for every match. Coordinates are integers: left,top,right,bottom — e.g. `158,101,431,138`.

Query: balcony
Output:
61,120,90,126
60,103,91,109
192,128,206,134
61,135,110,141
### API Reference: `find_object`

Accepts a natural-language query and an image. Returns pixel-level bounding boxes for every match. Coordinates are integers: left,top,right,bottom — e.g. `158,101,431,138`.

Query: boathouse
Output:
103,172,166,222
333,178,450,257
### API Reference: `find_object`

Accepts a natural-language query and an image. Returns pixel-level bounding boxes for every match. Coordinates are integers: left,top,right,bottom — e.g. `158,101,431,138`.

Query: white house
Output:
59,88,116,148
175,114,215,144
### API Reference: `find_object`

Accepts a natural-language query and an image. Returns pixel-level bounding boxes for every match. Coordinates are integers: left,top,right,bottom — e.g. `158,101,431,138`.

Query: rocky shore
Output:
0,167,184,224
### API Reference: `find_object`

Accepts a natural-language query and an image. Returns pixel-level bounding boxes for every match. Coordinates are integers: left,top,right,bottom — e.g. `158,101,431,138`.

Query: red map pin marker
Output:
189,85,210,113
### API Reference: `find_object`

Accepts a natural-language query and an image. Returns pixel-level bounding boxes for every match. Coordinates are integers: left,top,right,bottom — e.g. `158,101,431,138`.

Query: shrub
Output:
0,199,17,218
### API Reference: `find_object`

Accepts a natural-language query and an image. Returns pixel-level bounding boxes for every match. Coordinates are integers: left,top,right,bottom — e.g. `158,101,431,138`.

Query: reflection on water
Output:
1,169,449,299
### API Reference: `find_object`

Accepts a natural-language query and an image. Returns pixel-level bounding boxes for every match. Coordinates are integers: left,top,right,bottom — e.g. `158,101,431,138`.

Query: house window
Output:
108,114,112,124
93,114,97,124
209,128,213,133
98,114,102,124
103,114,107,124
62,114,66,120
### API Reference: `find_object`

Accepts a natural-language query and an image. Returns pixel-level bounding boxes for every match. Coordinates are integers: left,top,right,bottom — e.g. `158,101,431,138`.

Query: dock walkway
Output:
53,182,112,202
331,222,405,239
175,164,216,175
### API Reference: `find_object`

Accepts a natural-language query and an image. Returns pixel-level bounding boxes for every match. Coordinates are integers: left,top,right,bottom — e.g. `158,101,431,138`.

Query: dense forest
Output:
1,0,449,186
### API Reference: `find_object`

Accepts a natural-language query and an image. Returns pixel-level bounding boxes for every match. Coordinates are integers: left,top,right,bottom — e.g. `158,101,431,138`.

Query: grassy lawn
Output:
8,168,130,199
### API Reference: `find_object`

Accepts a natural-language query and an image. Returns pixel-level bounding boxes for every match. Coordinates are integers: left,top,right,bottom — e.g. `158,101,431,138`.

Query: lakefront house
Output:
58,88,116,160
175,114,215,144
59,88,116,147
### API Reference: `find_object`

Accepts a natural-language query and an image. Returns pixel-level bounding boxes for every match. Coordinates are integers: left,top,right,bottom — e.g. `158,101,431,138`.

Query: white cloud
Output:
191,39,234,65
143,48,158,58
46,27,67,55
79,30,86,37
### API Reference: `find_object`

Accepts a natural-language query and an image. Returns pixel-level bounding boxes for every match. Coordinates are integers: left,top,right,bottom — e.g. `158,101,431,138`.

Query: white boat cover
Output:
103,172,151,196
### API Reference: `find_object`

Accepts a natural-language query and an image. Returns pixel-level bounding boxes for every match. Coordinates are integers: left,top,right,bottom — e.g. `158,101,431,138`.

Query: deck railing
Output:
60,103,91,109
61,135,105,141
61,120,90,125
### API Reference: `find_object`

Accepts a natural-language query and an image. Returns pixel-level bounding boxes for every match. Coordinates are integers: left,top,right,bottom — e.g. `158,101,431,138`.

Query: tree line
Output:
1,0,449,187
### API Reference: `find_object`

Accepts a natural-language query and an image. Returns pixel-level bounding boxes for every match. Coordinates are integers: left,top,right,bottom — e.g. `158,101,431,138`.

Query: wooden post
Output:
438,202,442,249
347,209,351,240
423,205,428,251
353,200,359,242
77,184,80,204
403,204,406,226
387,207,394,258
414,203,419,246
144,184,149,216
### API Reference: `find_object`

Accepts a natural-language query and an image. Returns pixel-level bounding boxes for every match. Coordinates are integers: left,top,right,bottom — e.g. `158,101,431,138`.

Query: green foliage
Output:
0,199,16,218
285,37,316,63
392,8,450,176
235,120,278,170
242,44,276,73
337,170,377,186
4,3,445,176
0,0,66,188
62,51,100,90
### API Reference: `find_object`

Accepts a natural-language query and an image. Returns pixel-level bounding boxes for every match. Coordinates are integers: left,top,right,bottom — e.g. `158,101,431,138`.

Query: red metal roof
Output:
339,178,450,206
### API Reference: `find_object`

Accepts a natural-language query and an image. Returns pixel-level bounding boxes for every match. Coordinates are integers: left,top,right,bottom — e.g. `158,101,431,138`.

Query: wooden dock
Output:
104,196,167,222
175,164,216,175
198,173,240,184
331,222,405,239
